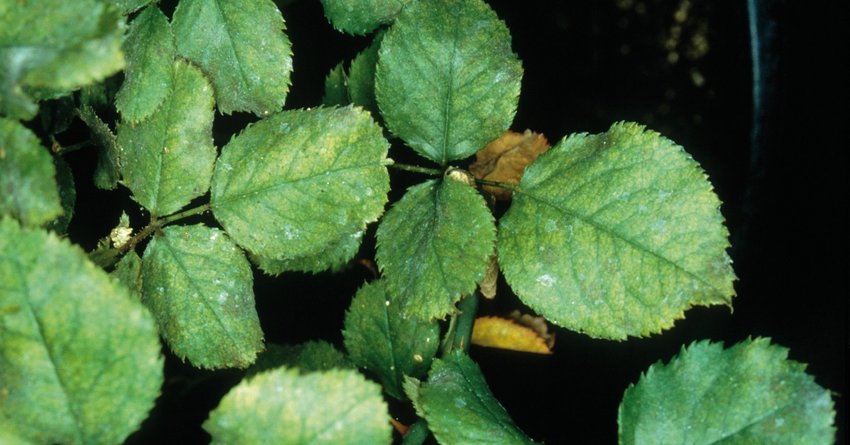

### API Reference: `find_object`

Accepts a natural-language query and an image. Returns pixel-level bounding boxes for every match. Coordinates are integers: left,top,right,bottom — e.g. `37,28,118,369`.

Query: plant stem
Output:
156,202,212,226
89,203,212,269
451,292,480,352
401,420,430,445
474,178,516,190
387,162,442,176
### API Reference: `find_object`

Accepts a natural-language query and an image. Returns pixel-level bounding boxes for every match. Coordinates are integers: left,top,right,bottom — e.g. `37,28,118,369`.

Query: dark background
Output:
61,0,846,443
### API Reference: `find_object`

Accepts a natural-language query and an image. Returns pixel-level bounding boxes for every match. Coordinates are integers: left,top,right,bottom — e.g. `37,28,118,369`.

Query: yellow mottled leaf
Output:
469,130,550,200
471,316,553,354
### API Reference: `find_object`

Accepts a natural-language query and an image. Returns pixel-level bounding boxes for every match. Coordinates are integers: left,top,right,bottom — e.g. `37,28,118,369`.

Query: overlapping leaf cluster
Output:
0,0,835,444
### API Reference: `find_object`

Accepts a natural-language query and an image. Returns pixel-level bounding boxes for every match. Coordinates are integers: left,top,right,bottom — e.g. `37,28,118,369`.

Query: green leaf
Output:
619,338,836,444
348,32,383,115
251,229,364,275
77,104,122,190
343,280,440,399
172,0,293,115
498,122,736,339
320,0,409,35
246,341,353,377
141,224,263,369
111,0,154,15
211,106,390,262
375,0,522,165
204,367,392,445
112,250,143,300
0,218,163,444
376,177,495,320
0,0,125,120
115,5,175,122
415,352,535,444
45,155,76,234
0,118,62,226
39,96,75,135
322,62,349,107
117,59,216,216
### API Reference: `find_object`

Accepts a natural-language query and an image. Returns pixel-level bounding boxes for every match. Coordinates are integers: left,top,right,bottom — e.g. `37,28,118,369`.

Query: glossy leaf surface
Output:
619,338,835,444
415,352,535,444
0,118,62,227
211,106,390,262
204,367,392,444
498,122,735,339
117,60,215,216
343,280,440,398
375,0,522,164
141,224,263,369
172,0,292,115
376,178,495,320
0,218,163,444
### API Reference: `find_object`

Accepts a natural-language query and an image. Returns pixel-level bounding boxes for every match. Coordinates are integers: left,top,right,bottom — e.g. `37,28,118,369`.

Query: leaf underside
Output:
498,122,736,339
618,338,836,444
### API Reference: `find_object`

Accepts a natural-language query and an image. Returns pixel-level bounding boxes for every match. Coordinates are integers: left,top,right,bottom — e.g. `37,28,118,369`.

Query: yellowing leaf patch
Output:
471,316,553,354
469,130,550,200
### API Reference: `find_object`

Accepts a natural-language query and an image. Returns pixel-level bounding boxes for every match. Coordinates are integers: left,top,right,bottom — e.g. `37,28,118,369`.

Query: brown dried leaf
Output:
469,129,550,200
471,316,553,354
508,310,555,348
478,255,499,299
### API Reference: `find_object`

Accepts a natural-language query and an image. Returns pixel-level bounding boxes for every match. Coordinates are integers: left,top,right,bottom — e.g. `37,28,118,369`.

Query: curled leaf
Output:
471,316,553,354
469,129,550,200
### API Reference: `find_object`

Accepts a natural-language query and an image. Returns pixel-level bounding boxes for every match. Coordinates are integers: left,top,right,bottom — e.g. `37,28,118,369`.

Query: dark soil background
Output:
59,0,846,443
